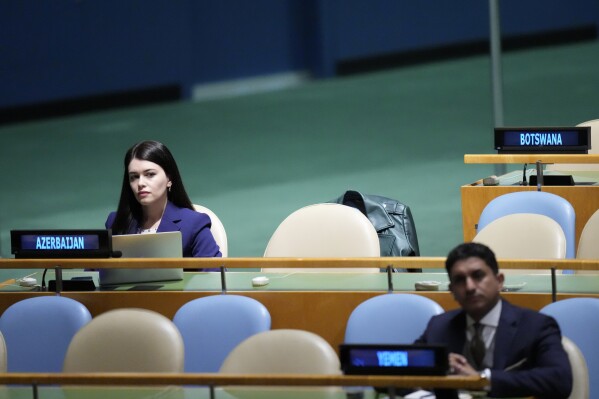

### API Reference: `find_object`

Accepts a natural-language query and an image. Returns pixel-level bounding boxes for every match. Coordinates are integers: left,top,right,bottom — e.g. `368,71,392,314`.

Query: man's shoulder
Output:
501,299,557,325
429,308,463,324
502,299,541,315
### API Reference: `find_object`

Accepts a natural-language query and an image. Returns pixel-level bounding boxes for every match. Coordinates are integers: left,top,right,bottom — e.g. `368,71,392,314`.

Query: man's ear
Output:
497,272,505,290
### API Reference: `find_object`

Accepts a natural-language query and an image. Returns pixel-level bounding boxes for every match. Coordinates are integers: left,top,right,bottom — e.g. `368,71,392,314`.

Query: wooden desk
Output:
0,372,488,390
464,154,599,164
2,258,599,354
462,154,599,244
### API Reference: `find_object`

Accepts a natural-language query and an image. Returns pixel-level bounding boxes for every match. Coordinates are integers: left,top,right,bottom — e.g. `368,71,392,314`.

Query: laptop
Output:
99,231,184,286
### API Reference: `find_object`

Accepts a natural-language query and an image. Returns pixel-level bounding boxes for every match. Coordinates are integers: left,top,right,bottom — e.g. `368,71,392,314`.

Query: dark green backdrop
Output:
1,42,598,283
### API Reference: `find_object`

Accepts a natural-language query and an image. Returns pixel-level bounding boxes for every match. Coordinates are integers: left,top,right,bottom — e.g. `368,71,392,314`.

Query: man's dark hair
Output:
445,242,499,275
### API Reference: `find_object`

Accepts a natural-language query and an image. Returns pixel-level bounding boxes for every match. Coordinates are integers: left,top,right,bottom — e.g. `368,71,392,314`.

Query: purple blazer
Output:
105,201,222,270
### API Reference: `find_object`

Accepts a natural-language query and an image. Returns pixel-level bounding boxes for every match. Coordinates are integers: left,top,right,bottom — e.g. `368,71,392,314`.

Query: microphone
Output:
521,163,528,186
535,161,544,191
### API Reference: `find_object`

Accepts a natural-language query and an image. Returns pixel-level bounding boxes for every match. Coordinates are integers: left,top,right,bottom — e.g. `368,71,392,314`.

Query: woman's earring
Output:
168,185,172,192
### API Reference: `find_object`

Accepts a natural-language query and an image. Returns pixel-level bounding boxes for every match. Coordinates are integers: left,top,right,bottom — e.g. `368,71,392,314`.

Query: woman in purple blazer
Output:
106,140,221,269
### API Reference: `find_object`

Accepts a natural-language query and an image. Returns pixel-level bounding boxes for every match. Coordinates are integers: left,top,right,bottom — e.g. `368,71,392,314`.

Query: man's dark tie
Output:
470,322,486,369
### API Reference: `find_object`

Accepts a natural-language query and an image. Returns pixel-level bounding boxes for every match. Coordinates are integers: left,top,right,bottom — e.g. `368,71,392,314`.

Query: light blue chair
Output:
541,298,599,399
344,293,444,344
477,191,576,259
173,295,271,372
0,296,91,372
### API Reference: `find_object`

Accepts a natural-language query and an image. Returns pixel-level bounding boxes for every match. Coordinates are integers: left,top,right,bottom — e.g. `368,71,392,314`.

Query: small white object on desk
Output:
482,175,499,186
502,282,527,292
415,281,441,291
252,276,270,287
18,277,37,287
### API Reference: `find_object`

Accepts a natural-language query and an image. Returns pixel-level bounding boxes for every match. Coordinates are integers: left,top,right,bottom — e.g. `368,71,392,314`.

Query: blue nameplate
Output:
11,229,112,258
339,343,448,376
495,126,590,154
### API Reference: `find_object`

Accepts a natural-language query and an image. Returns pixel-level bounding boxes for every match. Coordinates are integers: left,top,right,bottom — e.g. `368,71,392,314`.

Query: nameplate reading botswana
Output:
494,126,590,154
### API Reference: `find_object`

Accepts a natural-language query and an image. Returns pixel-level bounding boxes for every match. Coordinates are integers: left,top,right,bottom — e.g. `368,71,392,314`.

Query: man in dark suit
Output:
417,242,572,398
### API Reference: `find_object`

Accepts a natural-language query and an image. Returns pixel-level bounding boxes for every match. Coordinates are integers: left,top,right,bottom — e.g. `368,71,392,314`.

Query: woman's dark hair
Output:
445,242,499,275
111,140,193,234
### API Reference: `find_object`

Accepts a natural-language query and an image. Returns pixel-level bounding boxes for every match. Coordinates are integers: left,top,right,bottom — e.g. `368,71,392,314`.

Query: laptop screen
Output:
99,231,184,286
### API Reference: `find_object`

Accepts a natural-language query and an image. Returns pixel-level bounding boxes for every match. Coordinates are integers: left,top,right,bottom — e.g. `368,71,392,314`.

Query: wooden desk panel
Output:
464,154,599,164
1,290,595,355
2,259,599,354
0,372,488,390
461,183,599,245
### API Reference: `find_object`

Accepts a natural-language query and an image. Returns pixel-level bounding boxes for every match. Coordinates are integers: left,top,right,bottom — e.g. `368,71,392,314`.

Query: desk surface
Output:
0,373,490,399
464,154,599,163
0,372,488,390
4,270,599,295
2,257,599,271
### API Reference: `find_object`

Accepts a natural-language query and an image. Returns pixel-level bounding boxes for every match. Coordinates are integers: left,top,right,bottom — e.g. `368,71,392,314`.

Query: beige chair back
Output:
220,329,341,374
194,204,228,257
577,209,599,259
263,203,379,273
473,213,566,274
576,209,599,274
547,119,599,171
63,308,184,372
562,336,589,399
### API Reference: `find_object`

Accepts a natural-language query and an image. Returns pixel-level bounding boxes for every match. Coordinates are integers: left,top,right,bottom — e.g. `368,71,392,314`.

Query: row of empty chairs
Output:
476,209,599,261
0,294,594,399
473,191,599,275
0,295,270,373
202,119,599,265
476,190,575,259
0,293,443,374
206,195,599,274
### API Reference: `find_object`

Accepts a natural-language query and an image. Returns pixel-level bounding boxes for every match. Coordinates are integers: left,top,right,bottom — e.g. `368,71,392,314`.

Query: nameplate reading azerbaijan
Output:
11,229,112,258
23,235,98,250
494,126,590,154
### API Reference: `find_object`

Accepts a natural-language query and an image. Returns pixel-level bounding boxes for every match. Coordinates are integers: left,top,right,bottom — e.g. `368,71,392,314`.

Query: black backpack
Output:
330,190,420,270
